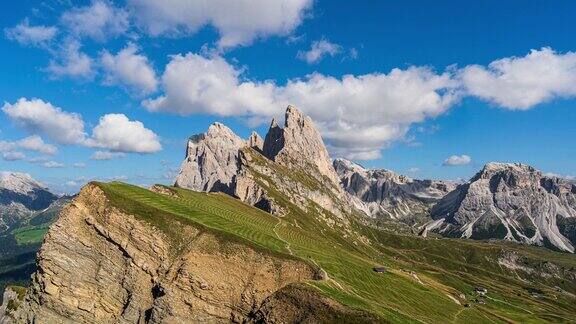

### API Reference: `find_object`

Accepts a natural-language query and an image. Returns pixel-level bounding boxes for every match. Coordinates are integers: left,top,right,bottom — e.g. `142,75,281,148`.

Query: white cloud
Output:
0,136,57,155
407,167,420,173
28,156,49,164
91,151,126,160
2,152,26,161
66,180,78,187
46,39,94,79
3,98,161,154
5,19,58,47
297,39,341,64
2,98,86,145
72,162,86,168
15,136,58,155
443,155,472,166
127,0,313,48
42,161,65,168
145,53,459,159
461,47,576,109
101,43,158,95
87,114,162,153
60,0,129,41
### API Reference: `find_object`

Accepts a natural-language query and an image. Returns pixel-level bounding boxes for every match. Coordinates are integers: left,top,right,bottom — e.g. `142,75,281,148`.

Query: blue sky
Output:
1,0,575,193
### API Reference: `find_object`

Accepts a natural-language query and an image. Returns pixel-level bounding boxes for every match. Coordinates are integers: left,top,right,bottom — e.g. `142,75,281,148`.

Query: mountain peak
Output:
263,105,340,186
284,104,306,128
0,171,47,194
247,131,264,151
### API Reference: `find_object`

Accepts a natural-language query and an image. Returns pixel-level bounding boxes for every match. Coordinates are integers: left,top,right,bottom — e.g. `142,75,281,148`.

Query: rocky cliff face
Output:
175,105,352,221
0,172,58,234
11,184,319,323
263,105,341,187
428,163,576,252
174,123,246,195
334,159,455,221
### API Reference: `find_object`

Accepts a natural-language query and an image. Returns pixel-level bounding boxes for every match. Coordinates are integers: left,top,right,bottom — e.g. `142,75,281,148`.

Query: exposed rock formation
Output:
174,122,245,194
429,163,576,252
263,105,340,187
0,286,23,323
334,159,455,221
175,105,352,221
12,184,318,323
246,131,264,152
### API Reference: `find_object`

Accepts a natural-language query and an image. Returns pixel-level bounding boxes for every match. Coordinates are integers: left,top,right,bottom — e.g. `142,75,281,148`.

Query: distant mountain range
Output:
174,107,576,253
0,172,58,234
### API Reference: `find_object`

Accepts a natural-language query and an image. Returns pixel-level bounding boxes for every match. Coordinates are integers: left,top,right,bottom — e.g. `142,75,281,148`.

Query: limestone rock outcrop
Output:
246,131,264,152
175,105,352,221
334,159,455,221
263,105,340,187
174,122,245,194
11,184,318,323
428,163,576,252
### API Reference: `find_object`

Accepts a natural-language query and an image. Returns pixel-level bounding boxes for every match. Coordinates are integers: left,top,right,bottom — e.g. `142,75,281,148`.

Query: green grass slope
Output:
96,182,576,323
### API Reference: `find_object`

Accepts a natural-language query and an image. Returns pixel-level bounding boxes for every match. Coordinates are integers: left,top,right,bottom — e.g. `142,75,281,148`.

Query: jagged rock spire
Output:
175,122,246,194
263,105,340,186
246,131,264,151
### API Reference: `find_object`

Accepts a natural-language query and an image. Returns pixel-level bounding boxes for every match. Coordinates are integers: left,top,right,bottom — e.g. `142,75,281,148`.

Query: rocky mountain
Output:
175,105,351,221
334,158,455,221
174,122,246,195
427,163,576,252
262,105,341,186
6,184,327,323
0,172,58,234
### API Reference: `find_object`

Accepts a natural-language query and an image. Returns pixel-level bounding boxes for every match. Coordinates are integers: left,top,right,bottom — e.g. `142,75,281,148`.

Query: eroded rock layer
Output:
12,184,318,323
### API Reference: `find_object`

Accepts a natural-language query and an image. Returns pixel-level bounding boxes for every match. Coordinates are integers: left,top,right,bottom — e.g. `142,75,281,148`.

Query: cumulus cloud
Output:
461,47,576,109
91,151,126,160
72,162,86,168
60,0,129,41
87,114,162,153
5,19,58,47
145,53,459,159
0,136,58,155
3,98,162,155
16,136,58,155
127,0,312,48
297,39,341,64
101,43,158,95
2,98,86,145
2,152,26,161
46,39,94,79
443,155,472,166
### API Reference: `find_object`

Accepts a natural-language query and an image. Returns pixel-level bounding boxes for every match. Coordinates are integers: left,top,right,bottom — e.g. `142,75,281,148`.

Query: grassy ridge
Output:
95,182,576,322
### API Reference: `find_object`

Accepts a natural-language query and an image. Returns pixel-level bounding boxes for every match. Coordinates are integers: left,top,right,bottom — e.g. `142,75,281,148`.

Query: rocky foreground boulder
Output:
427,163,576,252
